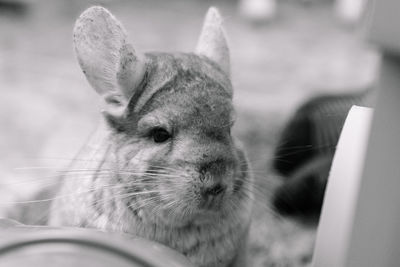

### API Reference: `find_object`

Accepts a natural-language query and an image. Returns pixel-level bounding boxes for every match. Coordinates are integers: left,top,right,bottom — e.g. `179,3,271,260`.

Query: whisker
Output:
0,183,172,206
2,170,189,187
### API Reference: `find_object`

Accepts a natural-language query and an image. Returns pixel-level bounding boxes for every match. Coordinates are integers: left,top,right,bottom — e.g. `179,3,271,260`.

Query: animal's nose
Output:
199,158,227,177
202,183,226,196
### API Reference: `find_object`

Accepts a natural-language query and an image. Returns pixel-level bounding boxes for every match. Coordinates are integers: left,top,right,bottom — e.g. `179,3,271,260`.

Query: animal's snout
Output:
199,158,229,178
198,157,232,195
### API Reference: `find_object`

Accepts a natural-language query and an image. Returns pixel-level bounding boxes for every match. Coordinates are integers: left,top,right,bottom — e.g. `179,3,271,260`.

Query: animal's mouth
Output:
198,188,226,211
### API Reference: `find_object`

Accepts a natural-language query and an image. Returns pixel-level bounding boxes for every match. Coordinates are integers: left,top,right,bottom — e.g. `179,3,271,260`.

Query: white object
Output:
238,0,276,22
314,1,400,265
335,0,367,24
313,56,400,267
312,106,373,267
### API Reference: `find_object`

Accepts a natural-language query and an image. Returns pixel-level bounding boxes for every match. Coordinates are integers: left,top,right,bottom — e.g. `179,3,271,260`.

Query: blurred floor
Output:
0,0,379,266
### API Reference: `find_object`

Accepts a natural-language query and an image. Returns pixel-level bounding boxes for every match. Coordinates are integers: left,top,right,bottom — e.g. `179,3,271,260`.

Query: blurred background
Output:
0,0,379,266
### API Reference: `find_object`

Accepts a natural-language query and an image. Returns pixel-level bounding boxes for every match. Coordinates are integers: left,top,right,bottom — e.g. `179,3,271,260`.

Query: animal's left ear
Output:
196,7,230,76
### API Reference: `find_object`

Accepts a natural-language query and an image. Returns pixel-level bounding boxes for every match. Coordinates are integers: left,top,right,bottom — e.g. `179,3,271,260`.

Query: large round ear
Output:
195,7,230,76
73,6,146,117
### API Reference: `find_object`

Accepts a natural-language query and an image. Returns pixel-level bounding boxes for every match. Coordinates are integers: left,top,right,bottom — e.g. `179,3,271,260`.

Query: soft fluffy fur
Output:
49,6,253,267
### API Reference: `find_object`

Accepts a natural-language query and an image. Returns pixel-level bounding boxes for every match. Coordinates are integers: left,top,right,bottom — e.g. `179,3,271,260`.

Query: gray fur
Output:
49,6,253,267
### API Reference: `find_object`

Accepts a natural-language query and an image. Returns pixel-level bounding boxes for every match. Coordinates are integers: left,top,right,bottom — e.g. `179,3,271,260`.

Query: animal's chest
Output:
82,198,245,267
123,218,243,267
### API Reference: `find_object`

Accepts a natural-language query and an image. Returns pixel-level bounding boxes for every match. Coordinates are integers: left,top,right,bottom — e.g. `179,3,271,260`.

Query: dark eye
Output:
150,127,171,143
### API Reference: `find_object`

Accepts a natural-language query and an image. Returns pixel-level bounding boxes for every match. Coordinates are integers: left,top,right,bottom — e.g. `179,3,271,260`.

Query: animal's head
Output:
74,6,250,226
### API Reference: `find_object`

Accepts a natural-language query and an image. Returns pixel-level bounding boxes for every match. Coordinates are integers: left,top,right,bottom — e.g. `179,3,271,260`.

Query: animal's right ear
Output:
196,7,230,76
73,6,146,118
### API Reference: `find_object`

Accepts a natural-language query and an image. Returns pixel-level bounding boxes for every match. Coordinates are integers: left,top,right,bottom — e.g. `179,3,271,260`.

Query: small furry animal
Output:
48,6,253,267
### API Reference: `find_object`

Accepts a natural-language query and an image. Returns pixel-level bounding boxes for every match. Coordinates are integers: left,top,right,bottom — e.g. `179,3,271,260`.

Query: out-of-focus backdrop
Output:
0,0,379,266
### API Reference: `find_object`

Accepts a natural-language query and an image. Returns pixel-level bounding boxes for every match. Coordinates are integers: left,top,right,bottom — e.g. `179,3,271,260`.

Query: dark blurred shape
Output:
272,89,373,222
273,155,331,224
0,0,30,17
